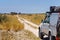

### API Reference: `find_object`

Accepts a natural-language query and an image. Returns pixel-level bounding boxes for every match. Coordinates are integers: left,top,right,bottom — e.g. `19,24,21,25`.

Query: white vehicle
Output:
39,6,60,40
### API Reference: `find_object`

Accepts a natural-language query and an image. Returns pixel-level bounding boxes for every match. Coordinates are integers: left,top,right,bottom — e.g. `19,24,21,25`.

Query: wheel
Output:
39,32,44,39
48,31,51,40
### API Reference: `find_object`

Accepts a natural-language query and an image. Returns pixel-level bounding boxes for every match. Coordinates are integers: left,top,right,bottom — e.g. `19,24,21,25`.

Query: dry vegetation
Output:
0,30,40,40
19,13,46,25
0,15,24,31
0,14,44,40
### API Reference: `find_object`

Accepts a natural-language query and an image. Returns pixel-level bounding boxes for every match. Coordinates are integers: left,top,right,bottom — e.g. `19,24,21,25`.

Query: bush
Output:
0,15,7,23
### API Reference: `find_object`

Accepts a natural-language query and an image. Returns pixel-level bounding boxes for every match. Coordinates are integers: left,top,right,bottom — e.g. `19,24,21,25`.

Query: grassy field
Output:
19,13,46,25
0,14,45,40
0,15,24,31
0,14,45,31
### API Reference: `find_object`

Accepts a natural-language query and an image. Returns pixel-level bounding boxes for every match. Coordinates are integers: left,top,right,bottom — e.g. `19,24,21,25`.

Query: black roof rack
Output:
46,6,60,13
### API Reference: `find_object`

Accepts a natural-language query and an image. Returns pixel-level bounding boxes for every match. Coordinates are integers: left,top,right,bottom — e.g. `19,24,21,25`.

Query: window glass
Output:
50,13,59,25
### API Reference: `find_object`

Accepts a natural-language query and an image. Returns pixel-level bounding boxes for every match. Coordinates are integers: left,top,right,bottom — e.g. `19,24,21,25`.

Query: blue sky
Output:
0,0,60,13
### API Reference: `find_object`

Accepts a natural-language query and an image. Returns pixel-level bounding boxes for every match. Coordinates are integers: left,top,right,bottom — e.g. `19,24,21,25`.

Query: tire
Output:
48,31,51,40
40,32,44,39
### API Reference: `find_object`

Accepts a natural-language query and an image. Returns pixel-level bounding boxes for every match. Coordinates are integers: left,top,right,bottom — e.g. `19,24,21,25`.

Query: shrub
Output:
0,15,7,23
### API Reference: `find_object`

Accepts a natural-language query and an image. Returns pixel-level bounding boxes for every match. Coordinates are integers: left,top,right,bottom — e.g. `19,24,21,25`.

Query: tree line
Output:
0,12,21,15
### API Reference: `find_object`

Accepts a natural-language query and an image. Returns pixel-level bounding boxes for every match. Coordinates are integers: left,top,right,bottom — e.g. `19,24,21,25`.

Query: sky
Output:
0,0,60,13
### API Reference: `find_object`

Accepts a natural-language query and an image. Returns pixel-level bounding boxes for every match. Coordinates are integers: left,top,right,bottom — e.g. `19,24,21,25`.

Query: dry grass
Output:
19,14,46,25
0,15,24,31
0,15,40,40
0,30,40,40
